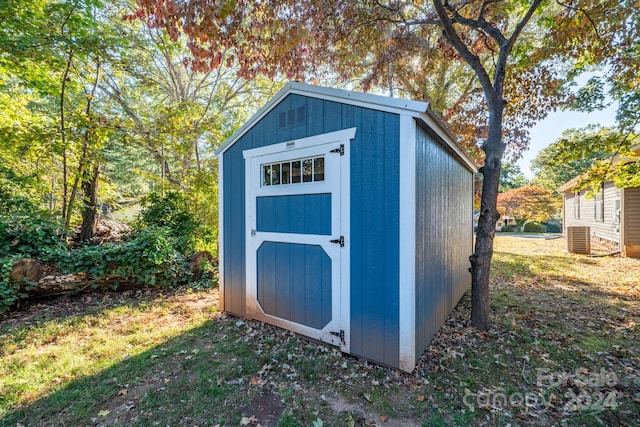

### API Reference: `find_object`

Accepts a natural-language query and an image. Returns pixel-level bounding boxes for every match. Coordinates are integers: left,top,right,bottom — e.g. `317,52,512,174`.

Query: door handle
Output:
251,228,256,237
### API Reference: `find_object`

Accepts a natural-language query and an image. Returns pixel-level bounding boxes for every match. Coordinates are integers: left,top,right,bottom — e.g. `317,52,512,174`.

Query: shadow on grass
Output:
0,290,174,335
2,319,258,426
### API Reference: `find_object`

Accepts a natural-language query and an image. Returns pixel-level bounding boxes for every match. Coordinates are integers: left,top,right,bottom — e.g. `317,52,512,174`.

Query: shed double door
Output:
244,129,353,352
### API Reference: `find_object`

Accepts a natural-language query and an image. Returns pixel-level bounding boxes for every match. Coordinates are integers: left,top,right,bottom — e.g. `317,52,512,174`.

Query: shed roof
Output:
215,82,477,172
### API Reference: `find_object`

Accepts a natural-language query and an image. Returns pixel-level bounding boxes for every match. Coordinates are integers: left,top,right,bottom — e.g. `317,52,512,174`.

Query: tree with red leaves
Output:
497,185,560,230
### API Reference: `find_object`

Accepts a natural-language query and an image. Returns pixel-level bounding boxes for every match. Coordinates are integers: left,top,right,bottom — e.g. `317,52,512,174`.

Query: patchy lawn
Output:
1,236,638,426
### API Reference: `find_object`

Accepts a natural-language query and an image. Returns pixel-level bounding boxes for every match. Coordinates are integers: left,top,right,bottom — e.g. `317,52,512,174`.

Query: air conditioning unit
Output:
567,226,590,254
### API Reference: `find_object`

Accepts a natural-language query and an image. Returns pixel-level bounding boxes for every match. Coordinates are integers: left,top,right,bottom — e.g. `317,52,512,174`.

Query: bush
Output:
57,227,190,287
0,211,66,259
501,225,517,232
524,222,547,233
545,222,562,233
0,219,193,312
0,211,66,312
0,255,25,313
136,191,210,254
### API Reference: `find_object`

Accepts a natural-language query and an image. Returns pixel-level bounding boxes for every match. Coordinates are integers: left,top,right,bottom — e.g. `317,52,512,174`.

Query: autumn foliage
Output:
497,185,560,226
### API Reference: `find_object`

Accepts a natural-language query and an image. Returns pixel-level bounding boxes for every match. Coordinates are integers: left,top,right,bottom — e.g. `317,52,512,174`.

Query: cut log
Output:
9,259,46,282
19,273,159,299
8,259,157,300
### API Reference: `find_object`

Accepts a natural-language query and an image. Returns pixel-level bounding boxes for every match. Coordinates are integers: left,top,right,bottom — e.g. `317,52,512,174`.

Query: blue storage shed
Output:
215,82,477,372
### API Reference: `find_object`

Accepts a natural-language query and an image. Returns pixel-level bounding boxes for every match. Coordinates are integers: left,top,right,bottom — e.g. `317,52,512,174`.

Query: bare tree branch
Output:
494,0,543,93
445,3,507,45
432,0,495,102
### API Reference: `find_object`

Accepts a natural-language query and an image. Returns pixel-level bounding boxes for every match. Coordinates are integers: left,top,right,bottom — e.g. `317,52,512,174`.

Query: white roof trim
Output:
419,110,478,173
215,81,477,173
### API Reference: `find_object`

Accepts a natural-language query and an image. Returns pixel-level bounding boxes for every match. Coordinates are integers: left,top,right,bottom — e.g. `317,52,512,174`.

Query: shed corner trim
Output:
398,114,417,372
217,152,225,312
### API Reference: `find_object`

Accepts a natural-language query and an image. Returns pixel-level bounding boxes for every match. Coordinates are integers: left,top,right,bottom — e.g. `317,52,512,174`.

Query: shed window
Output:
262,156,325,187
573,192,580,219
595,188,604,222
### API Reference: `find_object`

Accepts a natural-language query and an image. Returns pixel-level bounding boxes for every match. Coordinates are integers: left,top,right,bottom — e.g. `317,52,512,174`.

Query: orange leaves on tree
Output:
497,185,560,224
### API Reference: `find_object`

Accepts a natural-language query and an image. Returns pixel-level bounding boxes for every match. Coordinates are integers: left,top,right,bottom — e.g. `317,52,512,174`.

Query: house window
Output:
573,192,580,219
262,156,325,186
595,188,604,222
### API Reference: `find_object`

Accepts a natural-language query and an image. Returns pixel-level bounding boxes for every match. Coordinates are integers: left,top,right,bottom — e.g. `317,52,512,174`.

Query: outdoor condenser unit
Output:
567,226,591,254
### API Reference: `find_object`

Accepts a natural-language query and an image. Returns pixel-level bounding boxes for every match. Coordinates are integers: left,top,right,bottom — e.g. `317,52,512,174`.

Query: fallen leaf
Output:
250,376,263,386
380,415,388,422
417,394,425,402
118,388,128,396
98,409,111,417
240,416,251,425
363,393,372,402
346,414,355,427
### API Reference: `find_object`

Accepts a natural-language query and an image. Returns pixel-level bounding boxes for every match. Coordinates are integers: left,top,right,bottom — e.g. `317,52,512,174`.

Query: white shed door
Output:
243,128,354,352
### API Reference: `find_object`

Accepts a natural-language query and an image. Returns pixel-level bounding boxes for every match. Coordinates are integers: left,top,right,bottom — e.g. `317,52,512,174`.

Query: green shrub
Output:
0,211,66,312
0,255,25,313
0,212,66,259
58,227,190,287
501,225,517,232
0,209,199,312
523,222,547,233
545,222,562,233
136,191,209,254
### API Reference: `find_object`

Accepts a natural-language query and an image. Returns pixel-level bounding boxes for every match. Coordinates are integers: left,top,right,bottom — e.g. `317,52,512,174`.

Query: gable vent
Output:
278,105,306,129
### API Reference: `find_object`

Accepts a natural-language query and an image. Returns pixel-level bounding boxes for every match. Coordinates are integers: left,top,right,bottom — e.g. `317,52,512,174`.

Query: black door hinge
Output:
330,329,345,345
330,144,344,155
330,236,344,247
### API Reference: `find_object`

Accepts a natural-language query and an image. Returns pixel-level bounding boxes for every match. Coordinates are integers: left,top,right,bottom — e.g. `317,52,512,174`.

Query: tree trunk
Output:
60,48,74,222
431,0,542,331
79,164,100,241
64,56,101,232
470,101,506,331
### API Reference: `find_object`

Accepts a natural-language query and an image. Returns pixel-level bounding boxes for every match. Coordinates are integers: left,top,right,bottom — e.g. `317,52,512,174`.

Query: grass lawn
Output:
1,236,638,426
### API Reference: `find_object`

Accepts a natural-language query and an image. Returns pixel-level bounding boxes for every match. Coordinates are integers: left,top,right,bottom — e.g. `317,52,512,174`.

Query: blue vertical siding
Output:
257,242,332,329
350,107,400,366
223,140,247,316
414,124,473,363
222,93,400,367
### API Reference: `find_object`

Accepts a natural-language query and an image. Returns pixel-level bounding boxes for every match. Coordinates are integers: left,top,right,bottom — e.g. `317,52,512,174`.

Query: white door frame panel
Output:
243,128,355,352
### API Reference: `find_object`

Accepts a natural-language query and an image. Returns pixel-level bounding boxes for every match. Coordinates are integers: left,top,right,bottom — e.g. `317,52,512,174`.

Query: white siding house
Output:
559,146,640,257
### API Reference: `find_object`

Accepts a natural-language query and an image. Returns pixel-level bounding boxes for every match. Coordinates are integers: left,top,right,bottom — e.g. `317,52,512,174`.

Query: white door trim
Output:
243,128,355,352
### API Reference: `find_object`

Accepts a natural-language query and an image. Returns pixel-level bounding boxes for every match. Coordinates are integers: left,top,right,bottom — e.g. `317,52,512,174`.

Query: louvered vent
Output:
567,226,591,254
278,106,306,129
